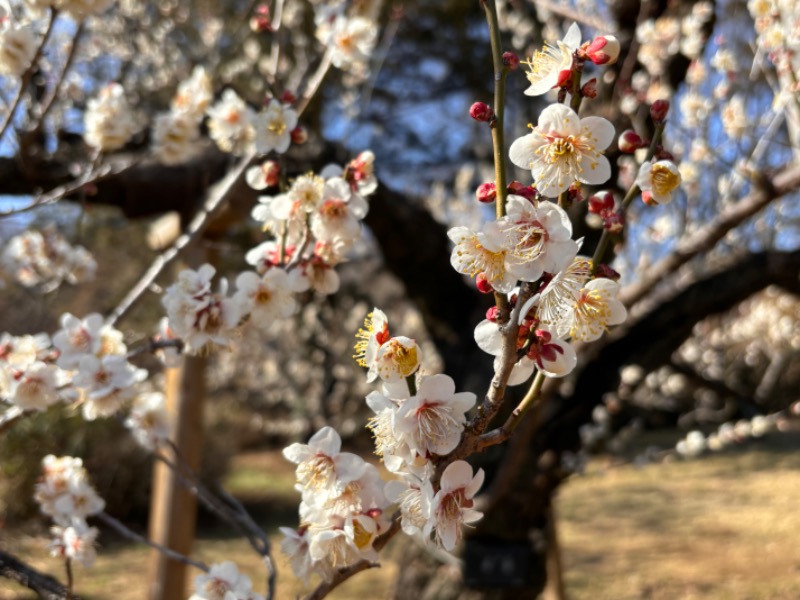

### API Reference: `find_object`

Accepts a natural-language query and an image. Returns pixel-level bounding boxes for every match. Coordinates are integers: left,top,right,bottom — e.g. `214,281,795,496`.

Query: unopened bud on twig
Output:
618,129,646,153
470,102,494,122
650,99,670,122
584,35,620,65
476,182,497,203
503,51,520,70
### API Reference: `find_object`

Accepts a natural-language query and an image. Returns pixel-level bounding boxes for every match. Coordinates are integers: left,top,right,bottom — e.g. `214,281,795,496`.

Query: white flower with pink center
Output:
283,426,368,499
500,195,579,282
510,103,614,197
426,460,484,551
254,101,297,155
385,475,434,536
353,308,390,369
553,277,627,342
395,374,475,457
367,336,421,383
234,268,297,329
448,224,517,293
190,561,262,600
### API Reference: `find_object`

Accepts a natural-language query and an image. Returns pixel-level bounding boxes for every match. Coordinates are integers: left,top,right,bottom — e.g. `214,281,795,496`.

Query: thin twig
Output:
35,21,84,128
0,8,58,144
296,50,333,116
96,512,209,572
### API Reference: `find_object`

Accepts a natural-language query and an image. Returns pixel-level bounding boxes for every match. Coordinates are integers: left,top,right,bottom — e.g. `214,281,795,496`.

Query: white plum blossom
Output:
283,426,367,500
206,89,256,155
499,196,579,283
190,561,264,600
310,177,368,246
528,256,593,329
125,392,170,450
636,159,682,205
152,110,199,165
509,103,614,197
234,269,297,329
426,460,484,551
171,66,213,120
521,22,581,96
34,455,105,527
353,308,390,369
448,224,517,293
254,102,297,155
279,527,314,583
52,313,104,369
395,374,476,457
553,277,627,342
0,23,36,77
49,522,99,568
161,264,242,354
71,354,146,420
6,361,63,410
84,83,137,152
270,173,325,220
321,15,378,73
385,475,434,536
367,335,421,383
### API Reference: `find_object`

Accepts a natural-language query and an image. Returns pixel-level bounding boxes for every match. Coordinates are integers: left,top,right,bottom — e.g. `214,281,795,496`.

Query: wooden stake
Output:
146,354,207,600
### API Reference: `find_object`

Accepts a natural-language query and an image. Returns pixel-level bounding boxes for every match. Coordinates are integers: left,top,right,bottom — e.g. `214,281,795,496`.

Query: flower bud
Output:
250,15,272,32
641,191,659,206
568,182,583,203
595,264,621,281
476,182,497,203
650,99,670,122
618,129,645,153
503,51,520,70
556,69,572,88
485,306,499,321
588,190,614,214
602,211,625,233
508,180,537,201
280,90,297,104
476,272,494,294
581,78,598,98
655,148,675,161
290,126,307,144
585,35,620,65
469,102,494,122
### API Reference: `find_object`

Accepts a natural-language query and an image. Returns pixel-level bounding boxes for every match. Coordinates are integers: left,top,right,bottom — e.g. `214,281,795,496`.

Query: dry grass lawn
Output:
3,431,800,599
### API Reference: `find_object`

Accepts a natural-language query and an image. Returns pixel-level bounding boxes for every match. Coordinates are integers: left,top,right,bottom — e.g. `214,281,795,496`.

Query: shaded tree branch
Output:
0,548,78,600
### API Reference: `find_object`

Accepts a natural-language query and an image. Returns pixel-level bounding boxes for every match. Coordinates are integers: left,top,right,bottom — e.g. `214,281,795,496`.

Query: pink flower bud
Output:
588,191,615,214
476,182,497,203
503,51,520,70
476,272,494,294
485,306,499,321
641,190,659,206
568,183,583,203
581,78,598,98
650,99,670,122
508,180,537,201
469,102,494,122
585,35,620,65
618,129,645,153
250,6,272,33
290,126,308,144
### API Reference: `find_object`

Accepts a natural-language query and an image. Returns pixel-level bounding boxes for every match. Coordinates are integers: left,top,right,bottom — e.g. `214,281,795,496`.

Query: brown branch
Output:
35,21,84,129
620,162,800,307
0,548,78,600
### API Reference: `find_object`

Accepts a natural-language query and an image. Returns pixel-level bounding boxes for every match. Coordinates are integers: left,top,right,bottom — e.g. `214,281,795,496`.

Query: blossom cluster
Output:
0,312,148,421
163,152,377,354
1,226,97,291
189,561,264,600
34,455,104,568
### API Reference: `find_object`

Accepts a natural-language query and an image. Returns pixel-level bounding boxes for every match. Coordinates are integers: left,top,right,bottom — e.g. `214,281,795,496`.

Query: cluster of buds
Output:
588,191,624,233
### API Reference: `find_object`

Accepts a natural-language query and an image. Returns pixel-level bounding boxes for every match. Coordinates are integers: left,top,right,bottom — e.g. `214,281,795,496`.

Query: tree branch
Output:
0,548,78,600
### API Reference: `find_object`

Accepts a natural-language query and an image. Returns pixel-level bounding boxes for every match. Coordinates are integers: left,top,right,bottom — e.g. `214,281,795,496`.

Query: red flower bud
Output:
585,35,620,65
641,191,659,206
556,69,572,88
503,51,520,70
602,211,625,233
250,15,272,32
595,264,621,281
469,102,494,122
476,182,497,203
581,78,598,98
290,126,308,144
588,191,615,214
261,160,281,187
485,306,499,321
618,129,645,153
655,148,674,161
650,99,670,122
476,272,494,294
280,90,297,104
508,180,537,201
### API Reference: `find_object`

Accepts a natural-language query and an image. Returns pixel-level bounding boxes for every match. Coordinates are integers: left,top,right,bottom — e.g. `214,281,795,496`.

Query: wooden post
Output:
147,354,207,600
543,503,568,600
